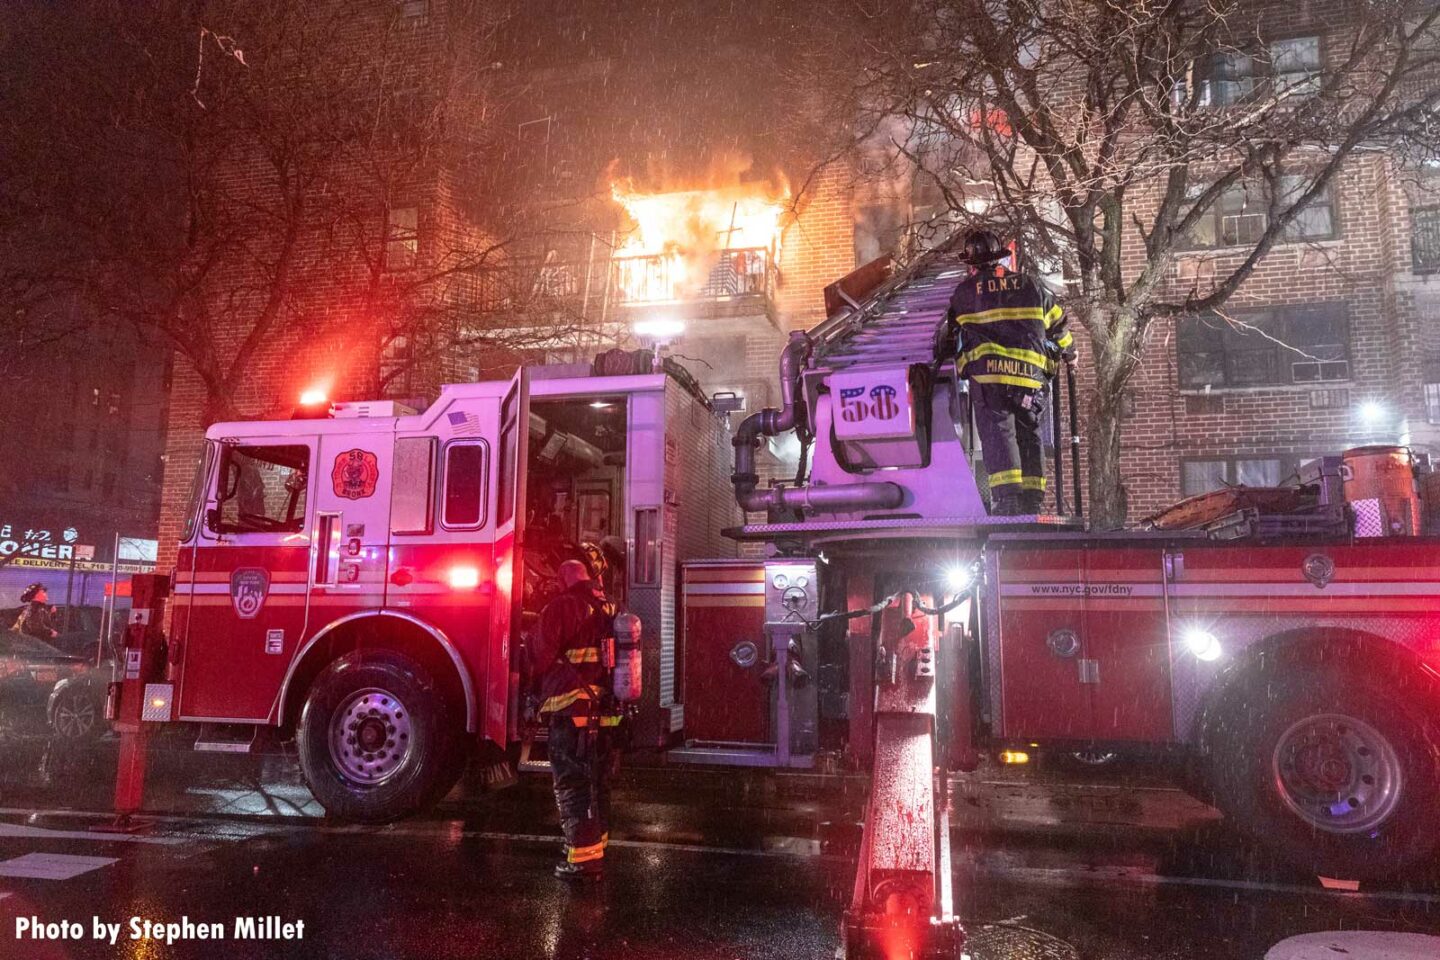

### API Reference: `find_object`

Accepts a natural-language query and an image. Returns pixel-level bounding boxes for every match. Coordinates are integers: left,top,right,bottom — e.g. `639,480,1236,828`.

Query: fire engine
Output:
123,239,1440,959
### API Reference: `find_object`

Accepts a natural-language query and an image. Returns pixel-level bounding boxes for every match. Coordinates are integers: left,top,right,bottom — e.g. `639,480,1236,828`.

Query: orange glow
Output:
448,566,481,590
999,750,1031,765
610,176,789,303
299,386,329,406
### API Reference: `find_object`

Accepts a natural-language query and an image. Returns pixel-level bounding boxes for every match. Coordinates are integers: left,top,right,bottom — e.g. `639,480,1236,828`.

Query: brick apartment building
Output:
155,0,1440,547
0,302,171,558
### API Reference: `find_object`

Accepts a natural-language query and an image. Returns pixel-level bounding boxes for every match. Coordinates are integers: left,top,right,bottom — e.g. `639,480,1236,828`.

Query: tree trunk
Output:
1085,391,1126,529
1080,304,1136,530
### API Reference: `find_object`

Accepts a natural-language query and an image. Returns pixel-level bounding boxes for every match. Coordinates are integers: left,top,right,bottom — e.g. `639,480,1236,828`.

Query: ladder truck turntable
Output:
120,239,1440,959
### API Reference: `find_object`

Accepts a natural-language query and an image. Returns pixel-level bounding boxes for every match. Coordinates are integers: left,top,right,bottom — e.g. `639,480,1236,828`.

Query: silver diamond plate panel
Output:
1351,498,1384,537
141,683,174,723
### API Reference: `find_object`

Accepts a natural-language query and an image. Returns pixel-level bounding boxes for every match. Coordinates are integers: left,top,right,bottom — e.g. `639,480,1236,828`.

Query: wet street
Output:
0,736,1437,960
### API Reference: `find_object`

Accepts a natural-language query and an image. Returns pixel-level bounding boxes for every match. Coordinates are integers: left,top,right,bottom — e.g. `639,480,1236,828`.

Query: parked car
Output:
0,629,110,741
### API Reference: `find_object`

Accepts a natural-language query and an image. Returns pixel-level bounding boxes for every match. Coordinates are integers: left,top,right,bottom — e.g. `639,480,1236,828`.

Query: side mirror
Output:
204,507,223,533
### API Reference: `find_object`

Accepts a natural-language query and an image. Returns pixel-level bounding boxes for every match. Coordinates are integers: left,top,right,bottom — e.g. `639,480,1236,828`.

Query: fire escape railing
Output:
609,246,775,305
454,246,778,317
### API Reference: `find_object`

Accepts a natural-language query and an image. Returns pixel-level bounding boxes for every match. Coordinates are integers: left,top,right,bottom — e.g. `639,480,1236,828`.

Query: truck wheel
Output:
297,650,458,823
1208,667,1440,880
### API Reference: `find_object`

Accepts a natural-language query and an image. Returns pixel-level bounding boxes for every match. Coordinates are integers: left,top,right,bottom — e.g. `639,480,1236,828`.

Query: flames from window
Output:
609,173,790,304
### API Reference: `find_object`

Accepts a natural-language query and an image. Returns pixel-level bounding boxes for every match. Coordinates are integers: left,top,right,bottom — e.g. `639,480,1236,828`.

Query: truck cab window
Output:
442,441,488,528
392,437,437,535
216,444,309,534
181,443,214,542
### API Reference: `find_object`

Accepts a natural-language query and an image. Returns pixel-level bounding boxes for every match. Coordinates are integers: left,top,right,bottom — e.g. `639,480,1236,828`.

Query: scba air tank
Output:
611,613,643,703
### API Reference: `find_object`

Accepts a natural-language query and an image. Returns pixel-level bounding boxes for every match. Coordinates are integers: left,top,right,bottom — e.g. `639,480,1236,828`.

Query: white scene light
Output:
1183,627,1223,662
633,317,686,339
1357,400,1387,425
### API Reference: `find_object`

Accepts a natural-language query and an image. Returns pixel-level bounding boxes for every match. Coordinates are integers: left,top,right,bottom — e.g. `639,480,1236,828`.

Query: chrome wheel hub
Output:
329,687,413,785
1272,713,1402,834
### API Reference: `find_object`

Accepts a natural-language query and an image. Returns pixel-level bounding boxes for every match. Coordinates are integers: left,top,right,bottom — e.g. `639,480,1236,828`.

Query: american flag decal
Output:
447,409,483,435
869,385,899,420
839,386,867,423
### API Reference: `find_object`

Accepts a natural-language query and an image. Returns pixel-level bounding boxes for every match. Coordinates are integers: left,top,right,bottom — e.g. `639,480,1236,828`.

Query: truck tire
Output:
297,650,459,823
1207,666,1440,880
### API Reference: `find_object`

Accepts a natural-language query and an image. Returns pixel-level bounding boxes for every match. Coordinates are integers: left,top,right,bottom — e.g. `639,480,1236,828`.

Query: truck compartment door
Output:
680,562,770,744
487,367,530,745
993,546,1091,739
1081,547,1174,742
312,430,395,615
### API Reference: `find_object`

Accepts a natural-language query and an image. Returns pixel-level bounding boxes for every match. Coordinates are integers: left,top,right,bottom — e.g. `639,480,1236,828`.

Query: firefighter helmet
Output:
961,229,1008,266
20,582,45,604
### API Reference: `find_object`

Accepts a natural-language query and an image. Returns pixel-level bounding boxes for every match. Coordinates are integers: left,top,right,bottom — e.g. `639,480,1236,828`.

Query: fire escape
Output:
455,233,785,410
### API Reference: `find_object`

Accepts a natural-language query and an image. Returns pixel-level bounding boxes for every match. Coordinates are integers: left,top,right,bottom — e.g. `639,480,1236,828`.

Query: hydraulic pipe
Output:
1051,378,1066,515
742,481,905,515
731,331,907,516
1067,364,1083,518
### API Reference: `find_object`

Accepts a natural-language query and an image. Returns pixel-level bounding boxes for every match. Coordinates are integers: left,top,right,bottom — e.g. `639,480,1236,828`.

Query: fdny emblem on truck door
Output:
231,568,271,619
331,448,380,500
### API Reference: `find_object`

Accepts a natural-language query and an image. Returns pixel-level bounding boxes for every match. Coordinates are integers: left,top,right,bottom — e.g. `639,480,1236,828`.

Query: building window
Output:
1186,36,1321,107
385,206,418,270
1195,50,1257,106
1269,37,1323,99
1412,207,1440,274
1180,454,1317,497
1277,175,1336,241
1183,176,1336,249
1426,381,1440,423
1177,302,1350,389
379,334,414,397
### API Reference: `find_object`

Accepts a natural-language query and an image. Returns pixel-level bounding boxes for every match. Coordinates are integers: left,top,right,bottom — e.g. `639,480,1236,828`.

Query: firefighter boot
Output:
555,859,603,881
990,490,1022,516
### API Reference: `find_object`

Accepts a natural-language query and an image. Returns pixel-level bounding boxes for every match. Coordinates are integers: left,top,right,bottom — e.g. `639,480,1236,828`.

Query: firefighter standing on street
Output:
13,584,59,640
946,230,1074,515
533,559,621,880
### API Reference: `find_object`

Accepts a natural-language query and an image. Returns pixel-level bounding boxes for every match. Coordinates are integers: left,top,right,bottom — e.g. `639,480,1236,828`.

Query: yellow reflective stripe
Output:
1044,304,1064,326
953,307,1046,325
960,342,1052,370
565,647,601,664
970,373,1046,388
540,684,606,714
571,714,623,727
567,840,606,863
990,469,1023,487
1054,331,1073,348
1022,476,1048,491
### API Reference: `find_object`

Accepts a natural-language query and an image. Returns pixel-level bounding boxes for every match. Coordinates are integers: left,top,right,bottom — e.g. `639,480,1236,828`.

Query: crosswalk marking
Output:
0,853,117,880
0,823,190,846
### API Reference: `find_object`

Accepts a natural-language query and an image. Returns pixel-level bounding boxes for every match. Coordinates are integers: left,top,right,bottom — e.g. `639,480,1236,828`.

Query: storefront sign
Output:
0,522,86,561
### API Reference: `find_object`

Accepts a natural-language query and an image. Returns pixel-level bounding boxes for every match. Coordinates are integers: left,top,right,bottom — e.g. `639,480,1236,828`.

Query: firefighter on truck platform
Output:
533,559,622,880
946,229,1075,515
